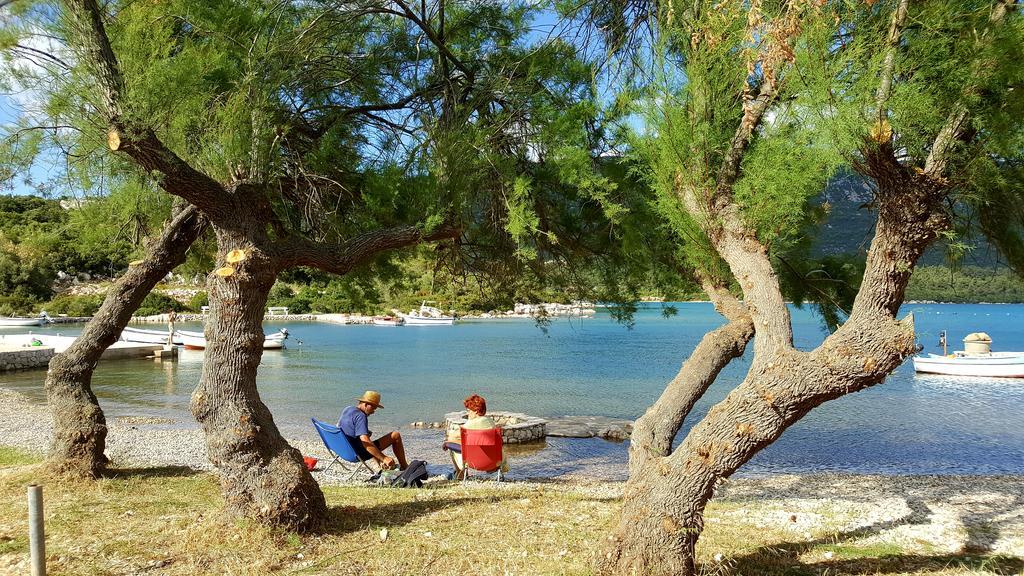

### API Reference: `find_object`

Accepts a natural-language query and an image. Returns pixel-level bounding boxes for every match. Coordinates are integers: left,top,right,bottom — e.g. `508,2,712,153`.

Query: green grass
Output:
0,447,40,467
0,463,1019,575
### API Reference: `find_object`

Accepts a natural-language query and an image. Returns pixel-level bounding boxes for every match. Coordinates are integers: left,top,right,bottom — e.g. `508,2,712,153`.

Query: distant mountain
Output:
812,173,1004,267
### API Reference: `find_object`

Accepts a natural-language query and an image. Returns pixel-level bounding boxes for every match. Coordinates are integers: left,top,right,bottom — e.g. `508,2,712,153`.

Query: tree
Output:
46,201,205,477
12,0,611,528
588,0,1023,574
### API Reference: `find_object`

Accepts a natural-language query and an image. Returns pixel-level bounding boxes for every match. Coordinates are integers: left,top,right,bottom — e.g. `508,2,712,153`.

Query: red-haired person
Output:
444,394,508,477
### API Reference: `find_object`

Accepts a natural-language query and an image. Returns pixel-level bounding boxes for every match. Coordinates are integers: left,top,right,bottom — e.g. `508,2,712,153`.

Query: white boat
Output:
399,302,455,325
178,329,289,350
372,316,405,326
0,316,44,327
912,352,1024,378
0,312,50,327
121,326,182,345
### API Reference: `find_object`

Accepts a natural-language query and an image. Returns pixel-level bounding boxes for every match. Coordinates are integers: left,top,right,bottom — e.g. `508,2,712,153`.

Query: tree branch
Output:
275,224,460,275
389,0,472,78
714,81,776,199
874,0,909,115
62,0,232,222
629,280,753,471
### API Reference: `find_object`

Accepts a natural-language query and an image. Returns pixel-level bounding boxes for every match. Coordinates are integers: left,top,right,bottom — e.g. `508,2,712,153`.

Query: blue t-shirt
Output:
338,405,371,439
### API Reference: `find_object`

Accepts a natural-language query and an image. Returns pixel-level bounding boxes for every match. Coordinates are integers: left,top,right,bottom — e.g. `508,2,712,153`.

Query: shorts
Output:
346,435,383,461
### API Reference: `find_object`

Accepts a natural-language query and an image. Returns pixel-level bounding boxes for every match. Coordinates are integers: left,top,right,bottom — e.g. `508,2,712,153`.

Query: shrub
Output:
267,282,295,305
0,294,39,316
136,292,190,317
188,291,209,311
43,294,106,317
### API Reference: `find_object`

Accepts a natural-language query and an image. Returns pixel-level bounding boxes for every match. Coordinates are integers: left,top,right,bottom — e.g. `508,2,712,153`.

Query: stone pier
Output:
0,346,54,372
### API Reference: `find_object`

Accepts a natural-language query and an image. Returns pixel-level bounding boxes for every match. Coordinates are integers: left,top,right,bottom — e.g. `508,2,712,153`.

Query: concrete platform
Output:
0,333,174,363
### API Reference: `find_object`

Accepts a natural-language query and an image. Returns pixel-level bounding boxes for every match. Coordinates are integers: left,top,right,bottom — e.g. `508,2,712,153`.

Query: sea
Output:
2,302,1023,480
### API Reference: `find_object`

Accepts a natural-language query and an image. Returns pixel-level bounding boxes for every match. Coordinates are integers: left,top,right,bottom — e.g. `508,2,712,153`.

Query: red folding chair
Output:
451,427,505,481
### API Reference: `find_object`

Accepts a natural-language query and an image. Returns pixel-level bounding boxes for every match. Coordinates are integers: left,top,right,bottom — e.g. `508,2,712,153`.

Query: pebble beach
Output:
3,387,1023,559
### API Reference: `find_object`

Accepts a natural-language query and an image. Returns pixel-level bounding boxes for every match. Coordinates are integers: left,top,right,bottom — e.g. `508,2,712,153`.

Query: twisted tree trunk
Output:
600,165,948,574
190,225,326,528
46,204,205,478
627,284,753,473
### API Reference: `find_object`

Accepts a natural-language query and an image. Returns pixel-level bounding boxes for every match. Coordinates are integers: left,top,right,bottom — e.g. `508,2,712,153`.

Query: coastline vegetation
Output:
3,194,1023,318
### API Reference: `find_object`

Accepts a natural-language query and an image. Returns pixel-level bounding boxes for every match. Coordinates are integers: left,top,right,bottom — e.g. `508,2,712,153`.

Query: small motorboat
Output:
178,328,289,350
372,316,405,326
120,326,182,345
0,312,51,327
912,331,1024,378
399,302,455,325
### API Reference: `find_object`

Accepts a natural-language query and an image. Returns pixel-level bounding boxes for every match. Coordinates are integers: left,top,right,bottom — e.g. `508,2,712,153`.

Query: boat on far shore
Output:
912,331,1024,378
0,313,51,327
399,302,455,325
372,316,405,326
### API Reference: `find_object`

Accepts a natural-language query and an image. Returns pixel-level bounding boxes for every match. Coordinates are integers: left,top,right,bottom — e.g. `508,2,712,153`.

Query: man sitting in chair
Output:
338,390,408,471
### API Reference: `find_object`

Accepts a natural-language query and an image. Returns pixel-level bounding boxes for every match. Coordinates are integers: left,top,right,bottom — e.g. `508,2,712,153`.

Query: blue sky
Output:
1,92,61,197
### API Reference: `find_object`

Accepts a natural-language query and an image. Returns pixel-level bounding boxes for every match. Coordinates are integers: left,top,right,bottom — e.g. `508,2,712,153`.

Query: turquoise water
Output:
3,302,1024,478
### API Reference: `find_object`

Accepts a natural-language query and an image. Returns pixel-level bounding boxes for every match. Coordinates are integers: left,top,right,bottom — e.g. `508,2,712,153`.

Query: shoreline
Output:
4,387,1023,558
5,386,1024,485
32,299,1021,327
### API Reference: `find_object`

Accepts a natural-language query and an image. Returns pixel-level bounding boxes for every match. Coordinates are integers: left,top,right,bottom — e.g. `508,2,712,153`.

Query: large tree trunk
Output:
602,153,949,574
190,227,326,529
46,204,205,478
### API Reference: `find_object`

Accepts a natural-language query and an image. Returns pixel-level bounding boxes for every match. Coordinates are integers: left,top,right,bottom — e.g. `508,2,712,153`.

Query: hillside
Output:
814,173,1004,267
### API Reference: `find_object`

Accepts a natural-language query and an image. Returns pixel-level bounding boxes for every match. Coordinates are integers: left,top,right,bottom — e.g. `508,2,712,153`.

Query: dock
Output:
0,334,174,372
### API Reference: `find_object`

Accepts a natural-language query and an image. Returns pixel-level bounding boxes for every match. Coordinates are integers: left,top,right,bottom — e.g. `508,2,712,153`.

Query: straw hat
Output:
357,390,383,409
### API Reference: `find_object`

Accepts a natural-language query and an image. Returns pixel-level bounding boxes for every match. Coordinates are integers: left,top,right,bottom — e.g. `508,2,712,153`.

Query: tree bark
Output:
602,159,949,575
46,204,205,478
628,283,752,473
600,311,920,575
190,225,327,529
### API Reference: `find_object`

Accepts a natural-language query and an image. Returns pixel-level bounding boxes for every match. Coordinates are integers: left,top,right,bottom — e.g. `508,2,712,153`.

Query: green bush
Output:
136,292,189,317
0,294,40,316
267,282,295,305
188,291,209,311
43,294,106,317
285,292,313,314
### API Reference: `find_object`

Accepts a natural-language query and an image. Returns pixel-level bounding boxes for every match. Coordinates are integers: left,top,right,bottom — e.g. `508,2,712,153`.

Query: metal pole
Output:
27,484,45,576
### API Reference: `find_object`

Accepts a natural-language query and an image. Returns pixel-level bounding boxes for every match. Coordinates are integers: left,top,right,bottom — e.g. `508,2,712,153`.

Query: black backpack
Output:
391,459,428,488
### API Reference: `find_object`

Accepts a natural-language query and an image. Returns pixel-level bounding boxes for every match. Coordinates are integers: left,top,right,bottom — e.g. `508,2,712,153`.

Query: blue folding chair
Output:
311,418,375,481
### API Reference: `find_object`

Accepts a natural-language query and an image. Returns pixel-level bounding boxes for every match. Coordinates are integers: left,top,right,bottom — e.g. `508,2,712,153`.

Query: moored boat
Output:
0,317,44,327
912,331,1024,378
121,326,182,345
912,352,1024,378
177,328,289,350
372,316,405,326
399,302,455,325
0,312,50,327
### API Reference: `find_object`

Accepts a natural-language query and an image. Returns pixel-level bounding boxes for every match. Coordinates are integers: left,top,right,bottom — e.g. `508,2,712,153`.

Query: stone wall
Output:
0,347,54,371
444,411,547,444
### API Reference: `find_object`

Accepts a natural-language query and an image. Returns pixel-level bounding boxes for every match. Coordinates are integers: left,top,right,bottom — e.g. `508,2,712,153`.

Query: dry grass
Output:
0,452,1020,576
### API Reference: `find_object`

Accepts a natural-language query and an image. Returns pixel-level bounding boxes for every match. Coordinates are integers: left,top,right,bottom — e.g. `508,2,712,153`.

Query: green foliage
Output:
62,182,174,273
906,266,1024,303
0,294,38,316
42,294,105,317
188,291,208,311
136,292,190,317
0,248,53,301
